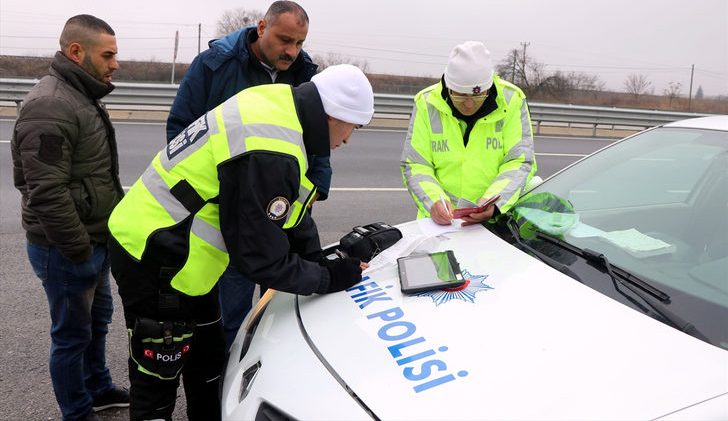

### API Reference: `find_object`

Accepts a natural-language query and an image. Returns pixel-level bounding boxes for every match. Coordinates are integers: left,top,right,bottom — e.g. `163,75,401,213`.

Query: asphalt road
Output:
0,118,614,420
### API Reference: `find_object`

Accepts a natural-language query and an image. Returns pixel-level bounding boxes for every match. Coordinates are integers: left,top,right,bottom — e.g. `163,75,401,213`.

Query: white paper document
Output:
416,218,484,237
363,234,439,275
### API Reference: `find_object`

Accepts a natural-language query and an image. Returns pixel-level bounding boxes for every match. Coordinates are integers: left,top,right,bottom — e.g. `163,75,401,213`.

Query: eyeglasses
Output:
449,89,489,102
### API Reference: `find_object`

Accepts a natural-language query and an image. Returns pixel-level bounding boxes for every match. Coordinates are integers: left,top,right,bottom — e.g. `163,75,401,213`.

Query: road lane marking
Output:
121,186,409,192
2,140,589,157
330,187,407,192
536,152,587,157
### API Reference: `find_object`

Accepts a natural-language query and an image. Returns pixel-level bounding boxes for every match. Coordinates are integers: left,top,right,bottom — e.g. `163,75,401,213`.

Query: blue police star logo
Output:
413,269,493,306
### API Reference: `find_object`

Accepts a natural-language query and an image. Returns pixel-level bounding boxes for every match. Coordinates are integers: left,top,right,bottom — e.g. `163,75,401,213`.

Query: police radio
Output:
334,222,403,262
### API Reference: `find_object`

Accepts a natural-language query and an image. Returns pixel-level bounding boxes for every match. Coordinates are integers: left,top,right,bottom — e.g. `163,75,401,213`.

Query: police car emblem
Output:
267,197,290,220
414,269,492,305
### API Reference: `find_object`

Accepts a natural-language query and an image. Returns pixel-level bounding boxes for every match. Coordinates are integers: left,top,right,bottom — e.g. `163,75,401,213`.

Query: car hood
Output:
297,221,728,420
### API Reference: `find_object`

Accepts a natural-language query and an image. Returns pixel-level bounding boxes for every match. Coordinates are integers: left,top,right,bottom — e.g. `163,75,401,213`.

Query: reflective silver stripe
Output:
502,87,515,103
401,142,429,167
141,165,189,223
426,101,443,134
161,112,220,172
297,183,314,204
496,100,535,207
521,101,534,147
401,105,430,167
190,216,227,252
223,97,247,158
404,172,440,210
401,104,421,163
196,316,222,327
504,101,535,162
230,123,304,158
493,166,533,207
284,182,314,226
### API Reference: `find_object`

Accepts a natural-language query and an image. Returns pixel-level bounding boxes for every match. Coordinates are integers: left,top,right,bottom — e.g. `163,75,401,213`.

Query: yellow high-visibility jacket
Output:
401,76,536,218
108,84,316,296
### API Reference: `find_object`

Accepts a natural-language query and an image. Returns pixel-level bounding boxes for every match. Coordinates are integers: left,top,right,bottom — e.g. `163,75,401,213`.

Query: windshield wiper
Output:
580,249,709,342
533,231,671,303
506,217,709,342
504,216,585,282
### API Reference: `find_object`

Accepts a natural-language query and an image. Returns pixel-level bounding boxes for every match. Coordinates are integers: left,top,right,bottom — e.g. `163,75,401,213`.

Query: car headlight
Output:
239,360,261,403
238,289,276,362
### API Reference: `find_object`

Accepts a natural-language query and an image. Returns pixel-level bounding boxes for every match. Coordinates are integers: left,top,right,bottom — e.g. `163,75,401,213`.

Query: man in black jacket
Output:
11,14,128,421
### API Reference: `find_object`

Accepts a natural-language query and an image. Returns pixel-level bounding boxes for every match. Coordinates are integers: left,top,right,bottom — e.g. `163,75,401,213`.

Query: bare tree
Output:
624,73,652,98
216,8,264,37
312,52,369,73
663,81,682,106
496,49,604,98
496,48,528,87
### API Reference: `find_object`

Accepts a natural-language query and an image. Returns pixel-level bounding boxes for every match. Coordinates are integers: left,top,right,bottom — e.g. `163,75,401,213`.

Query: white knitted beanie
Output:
311,64,374,125
444,41,494,94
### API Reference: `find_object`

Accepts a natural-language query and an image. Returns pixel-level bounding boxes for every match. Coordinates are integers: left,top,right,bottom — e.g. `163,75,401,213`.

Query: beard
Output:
81,55,108,83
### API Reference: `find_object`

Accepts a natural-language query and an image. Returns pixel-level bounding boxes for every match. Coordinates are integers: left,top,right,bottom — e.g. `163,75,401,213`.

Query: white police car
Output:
222,116,728,420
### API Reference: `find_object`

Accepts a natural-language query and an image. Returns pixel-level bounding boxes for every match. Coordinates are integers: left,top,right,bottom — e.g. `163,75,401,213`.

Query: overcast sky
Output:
1,0,726,96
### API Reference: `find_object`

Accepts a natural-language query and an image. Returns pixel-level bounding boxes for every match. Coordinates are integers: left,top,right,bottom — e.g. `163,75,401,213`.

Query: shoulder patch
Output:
266,196,290,221
167,115,209,160
38,134,64,163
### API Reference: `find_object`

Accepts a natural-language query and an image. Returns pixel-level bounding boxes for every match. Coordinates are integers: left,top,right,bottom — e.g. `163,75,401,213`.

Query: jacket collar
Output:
292,82,330,157
50,51,114,100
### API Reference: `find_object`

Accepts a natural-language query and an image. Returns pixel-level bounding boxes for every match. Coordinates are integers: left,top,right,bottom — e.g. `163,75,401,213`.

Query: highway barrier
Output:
1,78,713,135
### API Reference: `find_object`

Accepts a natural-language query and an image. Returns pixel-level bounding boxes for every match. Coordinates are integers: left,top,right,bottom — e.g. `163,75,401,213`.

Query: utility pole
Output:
511,50,517,82
171,30,179,84
520,42,530,63
688,64,694,111
198,23,201,54
520,42,530,87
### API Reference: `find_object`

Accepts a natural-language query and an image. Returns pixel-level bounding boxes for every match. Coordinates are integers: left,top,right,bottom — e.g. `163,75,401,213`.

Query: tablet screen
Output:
398,251,464,294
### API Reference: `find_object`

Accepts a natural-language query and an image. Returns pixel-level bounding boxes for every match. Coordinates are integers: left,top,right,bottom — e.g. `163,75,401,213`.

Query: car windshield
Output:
508,126,728,347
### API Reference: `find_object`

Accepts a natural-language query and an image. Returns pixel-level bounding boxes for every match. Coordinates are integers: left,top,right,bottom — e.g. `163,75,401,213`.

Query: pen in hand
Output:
440,193,452,219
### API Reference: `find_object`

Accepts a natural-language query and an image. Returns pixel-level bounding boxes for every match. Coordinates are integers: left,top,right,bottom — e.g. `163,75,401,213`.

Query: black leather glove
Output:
321,257,363,293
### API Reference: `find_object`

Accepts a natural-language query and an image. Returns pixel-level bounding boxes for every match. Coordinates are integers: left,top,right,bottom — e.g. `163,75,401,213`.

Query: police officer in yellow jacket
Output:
401,41,537,226
107,64,374,421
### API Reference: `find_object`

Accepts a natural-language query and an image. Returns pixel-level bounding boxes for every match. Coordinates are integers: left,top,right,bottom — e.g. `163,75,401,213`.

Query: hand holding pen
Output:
431,193,454,225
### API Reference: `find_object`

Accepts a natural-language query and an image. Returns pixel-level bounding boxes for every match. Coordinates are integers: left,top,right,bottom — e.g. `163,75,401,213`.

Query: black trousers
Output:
109,237,225,421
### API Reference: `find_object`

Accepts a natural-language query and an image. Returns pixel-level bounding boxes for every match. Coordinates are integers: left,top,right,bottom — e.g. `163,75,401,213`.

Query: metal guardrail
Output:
1,78,713,135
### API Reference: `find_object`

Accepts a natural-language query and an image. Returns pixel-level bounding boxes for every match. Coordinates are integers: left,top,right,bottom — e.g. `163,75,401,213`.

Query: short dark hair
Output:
265,1,309,26
59,14,115,51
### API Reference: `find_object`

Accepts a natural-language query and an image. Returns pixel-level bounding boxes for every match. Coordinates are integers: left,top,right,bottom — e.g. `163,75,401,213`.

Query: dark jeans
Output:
27,241,114,421
218,265,256,350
